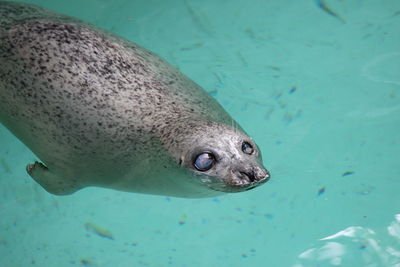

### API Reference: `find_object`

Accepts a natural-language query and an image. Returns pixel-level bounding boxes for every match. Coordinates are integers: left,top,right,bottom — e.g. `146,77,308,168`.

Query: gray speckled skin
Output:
0,2,270,197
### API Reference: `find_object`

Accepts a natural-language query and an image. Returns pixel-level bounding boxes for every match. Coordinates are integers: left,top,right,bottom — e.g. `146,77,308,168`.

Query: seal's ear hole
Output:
242,141,254,155
193,152,215,171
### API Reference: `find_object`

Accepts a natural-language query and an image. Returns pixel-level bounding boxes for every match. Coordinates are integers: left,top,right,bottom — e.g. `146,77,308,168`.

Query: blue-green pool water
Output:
0,0,399,266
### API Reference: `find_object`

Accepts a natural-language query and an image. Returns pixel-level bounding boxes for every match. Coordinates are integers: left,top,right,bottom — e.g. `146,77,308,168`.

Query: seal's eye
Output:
242,141,254,155
193,152,215,171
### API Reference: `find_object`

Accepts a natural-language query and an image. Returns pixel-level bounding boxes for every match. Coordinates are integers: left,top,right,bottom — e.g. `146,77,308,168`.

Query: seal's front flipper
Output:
26,161,80,195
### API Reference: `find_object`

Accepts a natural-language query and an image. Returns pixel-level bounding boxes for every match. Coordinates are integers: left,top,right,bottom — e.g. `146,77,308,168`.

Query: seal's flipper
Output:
26,161,80,195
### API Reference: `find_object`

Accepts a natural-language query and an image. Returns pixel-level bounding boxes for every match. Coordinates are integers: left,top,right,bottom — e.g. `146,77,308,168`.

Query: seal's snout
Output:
232,166,270,191
239,166,270,183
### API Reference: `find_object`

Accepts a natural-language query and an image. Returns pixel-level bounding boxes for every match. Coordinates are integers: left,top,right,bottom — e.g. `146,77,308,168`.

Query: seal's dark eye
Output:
193,152,215,171
242,141,254,155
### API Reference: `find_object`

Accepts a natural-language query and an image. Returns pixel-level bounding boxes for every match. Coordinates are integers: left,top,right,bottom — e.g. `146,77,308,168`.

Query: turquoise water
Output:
1,0,399,266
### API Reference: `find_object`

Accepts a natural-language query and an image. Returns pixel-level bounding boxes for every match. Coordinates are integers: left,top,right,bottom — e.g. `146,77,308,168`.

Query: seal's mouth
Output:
208,167,271,193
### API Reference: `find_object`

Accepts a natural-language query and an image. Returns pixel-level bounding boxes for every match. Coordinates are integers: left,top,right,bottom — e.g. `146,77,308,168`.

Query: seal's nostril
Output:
240,171,256,183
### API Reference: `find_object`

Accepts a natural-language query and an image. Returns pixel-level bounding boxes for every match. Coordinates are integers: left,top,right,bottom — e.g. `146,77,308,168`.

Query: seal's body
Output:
0,2,270,197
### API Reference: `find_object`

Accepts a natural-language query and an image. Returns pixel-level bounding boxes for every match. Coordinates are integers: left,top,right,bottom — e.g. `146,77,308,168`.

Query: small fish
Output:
269,66,281,71
342,171,354,177
317,187,326,196
207,88,218,96
359,244,367,250
80,258,98,267
178,214,187,225
316,0,346,24
84,222,114,240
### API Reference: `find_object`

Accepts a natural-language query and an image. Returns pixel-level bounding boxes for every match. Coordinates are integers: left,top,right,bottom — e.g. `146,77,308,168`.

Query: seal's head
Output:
176,121,270,193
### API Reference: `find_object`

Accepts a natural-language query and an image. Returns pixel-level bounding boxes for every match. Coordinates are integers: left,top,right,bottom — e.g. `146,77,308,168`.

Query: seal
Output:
0,2,270,198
